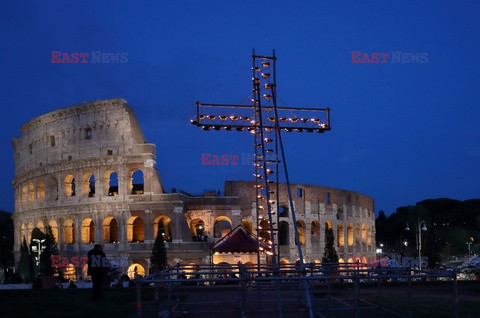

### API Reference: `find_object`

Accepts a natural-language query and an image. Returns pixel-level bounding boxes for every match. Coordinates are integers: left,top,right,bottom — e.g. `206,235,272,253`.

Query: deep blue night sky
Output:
1,1,479,215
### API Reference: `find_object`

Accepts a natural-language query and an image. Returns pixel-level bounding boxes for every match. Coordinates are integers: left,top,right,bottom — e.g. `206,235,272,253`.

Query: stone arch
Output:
45,175,59,201
36,220,45,233
361,224,367,242
104,170,118,196
49,220,58,243
129,169,144,195
103,217,119,243
355,224,361,244
296,220,306,245
367,226,373,246
82,172,95,197
279,221,289,245
311,220,320,244
127,216,145,242
64,219,75,244
64,175,75,197
81,218,95,243
190,218,205,240
280,258,290,266
27,222,33,242
242,219,253,233
36,181,45,202
337,224,344,247
153,215,172,241
213,216,232,238
21,185,27,203
28,182,35,202
325,220,333,230
128,263,145,279
20,223,25,242
81,264,90,280
347,223,353,246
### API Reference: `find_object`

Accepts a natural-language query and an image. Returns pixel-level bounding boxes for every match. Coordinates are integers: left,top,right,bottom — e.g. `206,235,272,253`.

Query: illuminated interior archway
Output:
154,215,172,241
311,220,320,244
242,219,253,233
128,263,145,279
213,216,232,238
127,216,144,242
81,218,95,243
28,182,35,202
337,224,344,247
36,181,45,202
296,220,306,245
49,220,58,243
64,175,75,197
347,223,353,246
64,219,75,244
103,217,119,243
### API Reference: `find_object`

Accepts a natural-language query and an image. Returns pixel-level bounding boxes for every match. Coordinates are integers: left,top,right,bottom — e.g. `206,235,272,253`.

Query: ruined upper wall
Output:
224,181,375,213
12,98,151,175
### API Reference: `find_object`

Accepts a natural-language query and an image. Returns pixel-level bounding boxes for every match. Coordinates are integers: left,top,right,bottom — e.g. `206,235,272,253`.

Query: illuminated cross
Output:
191,50,331,271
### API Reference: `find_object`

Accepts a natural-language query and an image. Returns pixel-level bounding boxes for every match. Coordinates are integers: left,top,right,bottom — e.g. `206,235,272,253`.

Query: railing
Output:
134,263,459,318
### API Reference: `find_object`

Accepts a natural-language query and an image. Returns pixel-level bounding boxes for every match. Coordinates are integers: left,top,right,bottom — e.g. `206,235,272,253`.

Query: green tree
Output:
322,224,339,264
18,237,33,283
39,225,59,277
150,231,168,272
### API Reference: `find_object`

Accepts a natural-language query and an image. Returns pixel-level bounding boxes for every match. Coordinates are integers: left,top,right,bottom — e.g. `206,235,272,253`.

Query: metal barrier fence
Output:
135,263,459,318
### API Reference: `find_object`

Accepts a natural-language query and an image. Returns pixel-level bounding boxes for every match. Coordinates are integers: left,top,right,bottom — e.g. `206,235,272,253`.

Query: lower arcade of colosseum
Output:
12,99,376,280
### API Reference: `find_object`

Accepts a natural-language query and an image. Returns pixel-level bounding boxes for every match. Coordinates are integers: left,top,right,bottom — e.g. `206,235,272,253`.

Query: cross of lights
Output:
191,50,331,272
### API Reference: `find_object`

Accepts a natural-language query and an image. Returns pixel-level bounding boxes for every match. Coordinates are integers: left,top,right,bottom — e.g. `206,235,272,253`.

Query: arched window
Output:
242,219,253,233
28,182,35,202
104,171,118,196
27,222,33,243
129,170,144,195
296,220,306,245
102,217,119,243
64,175,75,197
154,216,172,242
325,220,332,230
355,224,361,245
81,218,95,243
311,221,320,244
82,172,95,197
347,223,353,246
127,216,144,242
361,224,367,242
279,221,289,245
49,220,58,243
213,216,232,238
36,220,45,233
37,181,45,202
337,224,344,247
190,219,205,240
20,224,25,242
21,186,27,203
64,220,75,244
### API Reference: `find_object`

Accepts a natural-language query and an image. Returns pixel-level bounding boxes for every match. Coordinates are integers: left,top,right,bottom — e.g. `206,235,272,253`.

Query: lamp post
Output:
406,220,427,270
31,238,46,266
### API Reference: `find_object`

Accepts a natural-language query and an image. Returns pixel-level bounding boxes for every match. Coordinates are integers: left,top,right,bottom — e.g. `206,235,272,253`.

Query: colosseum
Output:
12,98,376,280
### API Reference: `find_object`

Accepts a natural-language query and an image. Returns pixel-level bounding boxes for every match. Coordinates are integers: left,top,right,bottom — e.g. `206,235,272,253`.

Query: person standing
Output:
87,244,107,301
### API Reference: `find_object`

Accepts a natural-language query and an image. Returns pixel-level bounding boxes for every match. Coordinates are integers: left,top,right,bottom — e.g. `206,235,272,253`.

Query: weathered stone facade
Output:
12,98,375,279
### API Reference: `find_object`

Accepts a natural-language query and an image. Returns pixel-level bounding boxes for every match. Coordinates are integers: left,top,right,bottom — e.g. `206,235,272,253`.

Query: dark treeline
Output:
376,198,480,268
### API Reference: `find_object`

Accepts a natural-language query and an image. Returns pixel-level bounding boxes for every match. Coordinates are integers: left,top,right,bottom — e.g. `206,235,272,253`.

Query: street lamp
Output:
32,238,46,266
405,220,427,270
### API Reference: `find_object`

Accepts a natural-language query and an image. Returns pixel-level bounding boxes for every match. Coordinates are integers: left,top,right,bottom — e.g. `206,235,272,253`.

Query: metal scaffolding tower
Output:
191,50,331,317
